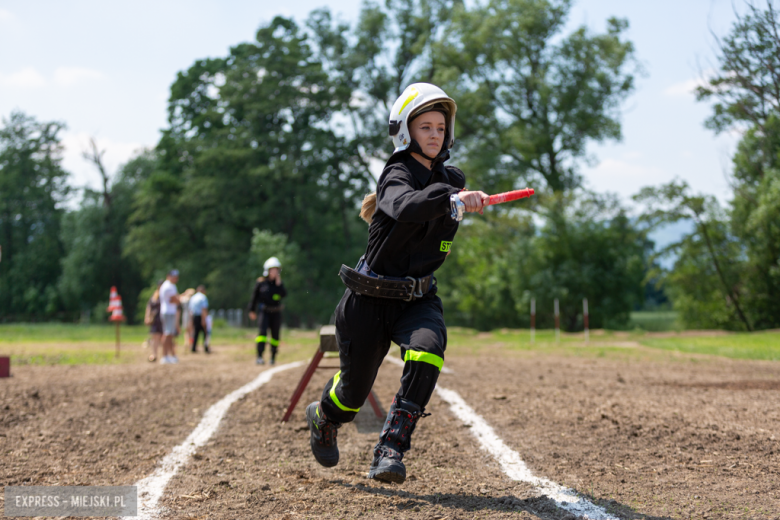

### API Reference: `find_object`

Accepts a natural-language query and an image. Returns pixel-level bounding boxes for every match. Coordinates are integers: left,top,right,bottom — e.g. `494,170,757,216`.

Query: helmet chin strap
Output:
408,138,451,167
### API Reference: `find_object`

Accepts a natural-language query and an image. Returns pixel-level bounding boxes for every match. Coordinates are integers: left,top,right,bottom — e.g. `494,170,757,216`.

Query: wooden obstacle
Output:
0,356,9,378
281,325,384,422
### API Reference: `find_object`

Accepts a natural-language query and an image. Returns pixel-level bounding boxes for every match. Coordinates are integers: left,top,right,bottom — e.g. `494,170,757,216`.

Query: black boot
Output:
305,401,341,468
368,397,429,484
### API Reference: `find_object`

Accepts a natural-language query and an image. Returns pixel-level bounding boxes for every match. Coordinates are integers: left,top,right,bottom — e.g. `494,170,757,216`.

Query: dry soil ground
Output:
1,343,779,519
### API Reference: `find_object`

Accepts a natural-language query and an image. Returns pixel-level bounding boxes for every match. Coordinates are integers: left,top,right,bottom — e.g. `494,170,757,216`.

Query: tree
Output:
0,112,69,320
634,181,752,331
438,193,647,331
696,1,780,134
662,218,747,330
58,149,151,323
694,0,780,329
305,0,460,179
126,17,371,325
306,1,643,330
435,0,639,195
436,212,535,330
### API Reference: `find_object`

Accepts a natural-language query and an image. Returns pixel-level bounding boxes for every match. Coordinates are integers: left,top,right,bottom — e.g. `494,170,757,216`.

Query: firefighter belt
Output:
339,259,434,301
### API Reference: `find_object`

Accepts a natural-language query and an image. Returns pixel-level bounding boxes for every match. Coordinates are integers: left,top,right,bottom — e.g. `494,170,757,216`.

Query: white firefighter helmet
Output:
389,83,457,155
263,256,282,277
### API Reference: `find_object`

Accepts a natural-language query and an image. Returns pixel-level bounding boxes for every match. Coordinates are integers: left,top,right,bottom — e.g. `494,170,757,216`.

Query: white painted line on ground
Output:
435,387,617,519
124,361,304,520
385,355,616,520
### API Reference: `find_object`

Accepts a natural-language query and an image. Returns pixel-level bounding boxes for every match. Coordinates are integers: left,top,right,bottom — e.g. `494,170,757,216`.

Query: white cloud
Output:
663,77,708,97
0,67,46,88
585,157,672,200
61,132,147,196
0,9,14,22
664,70,721,98
54,67,105,87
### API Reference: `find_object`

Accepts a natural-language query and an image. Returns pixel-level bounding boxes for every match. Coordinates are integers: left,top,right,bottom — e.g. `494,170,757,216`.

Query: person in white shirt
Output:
159,269,181,364
188,285,210,353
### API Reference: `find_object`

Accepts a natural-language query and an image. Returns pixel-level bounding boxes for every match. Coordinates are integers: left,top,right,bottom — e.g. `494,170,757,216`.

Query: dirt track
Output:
1,345,779,519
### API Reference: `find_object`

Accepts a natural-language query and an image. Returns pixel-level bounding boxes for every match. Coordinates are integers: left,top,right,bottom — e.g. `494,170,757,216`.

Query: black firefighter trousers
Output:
256,310,282,359
319,288,447,424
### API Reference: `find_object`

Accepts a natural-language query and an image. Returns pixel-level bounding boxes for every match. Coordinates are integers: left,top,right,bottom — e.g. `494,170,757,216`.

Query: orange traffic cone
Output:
107,286,125,321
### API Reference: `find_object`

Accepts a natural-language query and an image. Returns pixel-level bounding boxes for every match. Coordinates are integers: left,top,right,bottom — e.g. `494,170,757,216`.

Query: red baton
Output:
487,188,535,206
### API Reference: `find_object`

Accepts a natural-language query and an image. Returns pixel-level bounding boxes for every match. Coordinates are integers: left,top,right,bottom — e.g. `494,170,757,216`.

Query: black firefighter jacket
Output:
364,154,466,279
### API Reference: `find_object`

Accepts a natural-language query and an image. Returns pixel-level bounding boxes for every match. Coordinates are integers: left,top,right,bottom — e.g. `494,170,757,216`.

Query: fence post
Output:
554,298,560,343
530,298,536,344
583,298,589,343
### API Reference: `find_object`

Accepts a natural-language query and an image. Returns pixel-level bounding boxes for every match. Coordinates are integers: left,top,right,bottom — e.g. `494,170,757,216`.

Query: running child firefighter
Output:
305,83,492,484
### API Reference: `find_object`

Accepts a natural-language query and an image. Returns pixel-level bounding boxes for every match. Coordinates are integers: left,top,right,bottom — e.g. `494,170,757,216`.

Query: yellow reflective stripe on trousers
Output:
269,338,280,347
403,350,444,371
329,371,360,413
255,335,267,343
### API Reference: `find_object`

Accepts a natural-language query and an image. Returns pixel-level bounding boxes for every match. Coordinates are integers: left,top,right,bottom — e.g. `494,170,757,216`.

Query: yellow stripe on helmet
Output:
398,87,420,114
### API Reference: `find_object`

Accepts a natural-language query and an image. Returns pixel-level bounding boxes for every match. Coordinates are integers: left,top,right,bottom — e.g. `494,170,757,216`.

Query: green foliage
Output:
512,194,646,331
248,229,298,279
635,181,752,331
437,212,535,330
641,1,780,331
0,112,69,320
695,1,780,133
729,117,780,329
58,151,152,324
125,16,369,326
664,218,747,330
435,0,639,193
248,229,327,322
3,3,647,332
439,193,647,331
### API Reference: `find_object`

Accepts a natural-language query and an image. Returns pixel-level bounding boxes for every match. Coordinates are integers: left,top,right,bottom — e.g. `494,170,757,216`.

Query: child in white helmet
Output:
305,83,489,483
248,256,287,365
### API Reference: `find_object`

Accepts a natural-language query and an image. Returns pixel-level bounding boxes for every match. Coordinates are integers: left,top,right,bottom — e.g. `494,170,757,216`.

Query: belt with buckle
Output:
338,259,434,301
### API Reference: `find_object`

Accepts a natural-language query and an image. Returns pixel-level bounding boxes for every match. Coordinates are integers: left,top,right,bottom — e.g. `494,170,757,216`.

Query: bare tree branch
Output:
82,137,111,209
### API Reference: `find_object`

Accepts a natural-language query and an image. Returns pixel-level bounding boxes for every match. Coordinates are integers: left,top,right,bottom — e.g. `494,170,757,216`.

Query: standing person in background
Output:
144,280,164,362
159,270,181,364
248,256,287,365
189,285,210,354
179,288,196,351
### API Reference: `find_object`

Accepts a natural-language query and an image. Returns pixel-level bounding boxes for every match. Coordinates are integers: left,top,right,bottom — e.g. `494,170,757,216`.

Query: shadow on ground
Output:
328,479,673,520
353,396,386,434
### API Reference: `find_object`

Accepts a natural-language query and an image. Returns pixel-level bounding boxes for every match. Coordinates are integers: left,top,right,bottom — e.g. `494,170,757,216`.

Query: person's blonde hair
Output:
360,192,377,224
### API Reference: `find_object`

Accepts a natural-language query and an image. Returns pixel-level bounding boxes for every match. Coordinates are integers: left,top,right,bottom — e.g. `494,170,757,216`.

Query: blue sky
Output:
0,0,743,208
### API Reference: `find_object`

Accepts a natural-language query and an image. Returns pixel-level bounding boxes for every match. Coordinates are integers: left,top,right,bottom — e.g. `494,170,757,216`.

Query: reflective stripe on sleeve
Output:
403,350,444,371
329,371,360,413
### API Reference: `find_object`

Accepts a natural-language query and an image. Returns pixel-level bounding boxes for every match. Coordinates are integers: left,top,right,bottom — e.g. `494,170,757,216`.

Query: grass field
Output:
0,323,317,366
628,311,681,331
639,331,780,361
1,323,778,365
